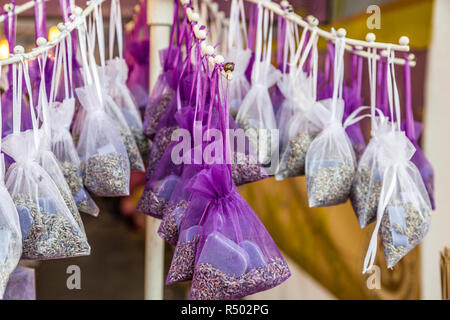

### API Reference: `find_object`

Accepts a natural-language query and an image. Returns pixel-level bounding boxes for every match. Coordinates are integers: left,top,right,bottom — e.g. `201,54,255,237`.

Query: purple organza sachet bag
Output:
143,46,180,139
144,47,192,180
126,0,150,112
188,165,291,300
165,64,279,294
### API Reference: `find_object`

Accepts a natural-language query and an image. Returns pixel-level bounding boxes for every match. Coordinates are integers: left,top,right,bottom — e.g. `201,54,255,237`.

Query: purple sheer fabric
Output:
34,0,47,40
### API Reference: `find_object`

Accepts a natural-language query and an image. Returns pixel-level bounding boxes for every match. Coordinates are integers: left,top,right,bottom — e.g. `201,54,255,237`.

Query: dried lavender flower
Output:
130,127,152,163
145,91,175,138
276,131,317,180
190,258,290,300
119,128,145,172
231,152,268,186
307,158,355,207
350,165,382,228
237,117,273,165
380,200,431,268
58,188,85,233
14,194,90,260
59,161,99,216
83,153,130,197
167,236,199,284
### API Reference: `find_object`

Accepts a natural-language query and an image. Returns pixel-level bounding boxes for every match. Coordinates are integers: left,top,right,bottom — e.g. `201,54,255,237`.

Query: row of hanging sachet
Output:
221,0,433,273
0,0,150,299
139,0,434,298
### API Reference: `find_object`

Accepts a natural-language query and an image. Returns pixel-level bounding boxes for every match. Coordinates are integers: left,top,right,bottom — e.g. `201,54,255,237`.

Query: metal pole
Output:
144,0,173,300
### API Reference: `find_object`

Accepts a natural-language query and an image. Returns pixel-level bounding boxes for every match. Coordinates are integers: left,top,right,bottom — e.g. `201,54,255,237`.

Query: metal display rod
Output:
200,0,416,66
0,0,49,23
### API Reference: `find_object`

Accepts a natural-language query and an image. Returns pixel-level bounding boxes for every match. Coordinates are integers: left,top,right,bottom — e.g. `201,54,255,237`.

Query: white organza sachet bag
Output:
236,5,281,165
350,50,387,228
36,44,87,231
0,152,21,298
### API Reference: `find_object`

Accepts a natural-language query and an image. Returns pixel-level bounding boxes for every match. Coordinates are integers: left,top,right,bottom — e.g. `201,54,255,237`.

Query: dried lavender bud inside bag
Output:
166,234,200,284
380,200,431,268
83,153,130,197
350,165,382,228
276,131,318,180
58,188,85,232
157,200,188,246
119,128,145,172
190,232,291,300
231,152,269,186
145,91,176,138
190,258,290,300
130,127,152,163
60,161,98,216
137,175,179,218
236,117,274,165
14,194,90,260
146,126,178,179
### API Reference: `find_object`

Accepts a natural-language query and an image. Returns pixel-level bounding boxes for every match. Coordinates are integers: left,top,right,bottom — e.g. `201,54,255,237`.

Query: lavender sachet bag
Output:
189,165,290,300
